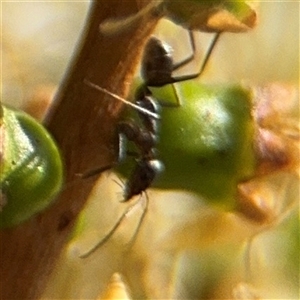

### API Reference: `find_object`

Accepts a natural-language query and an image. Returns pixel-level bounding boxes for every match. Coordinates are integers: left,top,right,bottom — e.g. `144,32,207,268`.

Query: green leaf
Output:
119,82,256,210
99,0,257,36
163,0,257,32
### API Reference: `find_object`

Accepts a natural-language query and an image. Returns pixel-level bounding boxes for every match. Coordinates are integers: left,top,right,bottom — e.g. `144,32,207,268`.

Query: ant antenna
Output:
79,212,127,258
79,192,149,258
112,176,125,190
84,79,160,120
125,192,149,250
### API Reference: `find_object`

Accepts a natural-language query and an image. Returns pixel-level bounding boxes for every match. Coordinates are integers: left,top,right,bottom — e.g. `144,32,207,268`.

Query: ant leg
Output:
163,32,222,107
171,31,222,83
171,83,182,107
125,192,149,250
195,31,222,78
77,122,143,180
79,195,147,258
118,121,155,159
77,133,125,179
156,84,183,107
78,164,113,179
172,30,196,71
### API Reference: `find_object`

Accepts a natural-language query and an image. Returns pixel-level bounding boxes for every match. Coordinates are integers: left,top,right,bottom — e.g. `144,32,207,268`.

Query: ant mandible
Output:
80,31,220,258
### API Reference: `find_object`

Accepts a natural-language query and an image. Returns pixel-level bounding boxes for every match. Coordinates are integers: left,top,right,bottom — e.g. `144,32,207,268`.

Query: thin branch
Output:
0,1,159,299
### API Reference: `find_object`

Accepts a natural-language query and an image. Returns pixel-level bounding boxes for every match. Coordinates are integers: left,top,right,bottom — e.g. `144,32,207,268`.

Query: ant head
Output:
123,158,164,202
141,36,175,87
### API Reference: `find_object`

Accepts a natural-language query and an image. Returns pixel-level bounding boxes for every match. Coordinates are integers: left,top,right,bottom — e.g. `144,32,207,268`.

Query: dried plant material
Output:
237,84,299,223
97,273,132,300
155,208,255,251
237,172,299,224
232,282,261,300
253,84,299,174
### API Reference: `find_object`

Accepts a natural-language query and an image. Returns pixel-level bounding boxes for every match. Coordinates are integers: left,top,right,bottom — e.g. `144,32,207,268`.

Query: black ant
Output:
79,31,220,258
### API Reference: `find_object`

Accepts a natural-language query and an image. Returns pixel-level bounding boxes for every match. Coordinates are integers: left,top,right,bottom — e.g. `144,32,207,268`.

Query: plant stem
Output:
0,1,159,299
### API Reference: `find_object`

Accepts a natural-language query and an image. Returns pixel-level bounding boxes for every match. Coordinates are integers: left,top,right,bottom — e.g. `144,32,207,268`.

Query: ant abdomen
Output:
141,37,174,86
123,159,164,202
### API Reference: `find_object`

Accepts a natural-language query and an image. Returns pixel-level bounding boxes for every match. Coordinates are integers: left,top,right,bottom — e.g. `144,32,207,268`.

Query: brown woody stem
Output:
0,1,159,299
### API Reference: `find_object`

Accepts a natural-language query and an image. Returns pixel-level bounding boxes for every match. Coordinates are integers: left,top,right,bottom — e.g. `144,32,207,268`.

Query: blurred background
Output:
2,1,298,110
2,1,299,299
